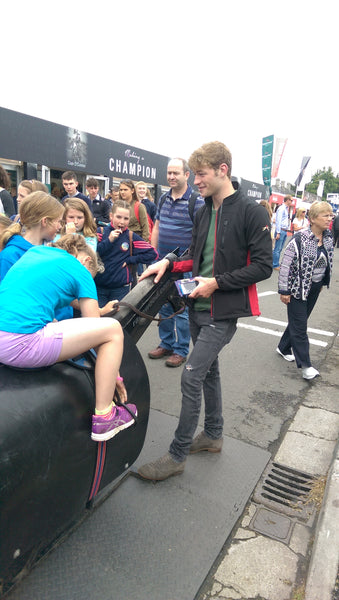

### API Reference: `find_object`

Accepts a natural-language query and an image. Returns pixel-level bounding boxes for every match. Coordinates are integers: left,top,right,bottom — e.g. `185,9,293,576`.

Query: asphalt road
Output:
136,249,339,455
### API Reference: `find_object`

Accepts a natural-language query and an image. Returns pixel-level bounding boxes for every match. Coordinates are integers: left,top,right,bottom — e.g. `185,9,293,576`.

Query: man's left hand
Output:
139,259,169,284
189,276,219,299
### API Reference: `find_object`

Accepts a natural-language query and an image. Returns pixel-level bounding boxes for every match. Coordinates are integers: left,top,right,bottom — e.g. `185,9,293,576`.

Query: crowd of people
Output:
0,147,336,466
0,171,160,443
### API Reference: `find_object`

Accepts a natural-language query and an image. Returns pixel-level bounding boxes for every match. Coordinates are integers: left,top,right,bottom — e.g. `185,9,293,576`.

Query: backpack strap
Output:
134,201,140,224
157,192,167,216
158,190,200,223
129,230,133,256
188,191,201,222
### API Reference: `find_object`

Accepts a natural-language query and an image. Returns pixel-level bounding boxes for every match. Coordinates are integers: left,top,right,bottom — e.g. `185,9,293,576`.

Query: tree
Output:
305,167,339,199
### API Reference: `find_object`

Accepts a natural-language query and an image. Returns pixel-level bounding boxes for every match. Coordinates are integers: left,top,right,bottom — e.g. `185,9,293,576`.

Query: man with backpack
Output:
148,157,204,367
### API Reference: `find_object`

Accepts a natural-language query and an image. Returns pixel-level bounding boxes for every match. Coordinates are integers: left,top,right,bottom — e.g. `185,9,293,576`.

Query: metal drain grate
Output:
253,461,316,524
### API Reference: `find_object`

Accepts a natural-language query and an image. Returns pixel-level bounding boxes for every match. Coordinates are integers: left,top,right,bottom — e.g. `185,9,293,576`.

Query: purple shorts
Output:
0,324,63,368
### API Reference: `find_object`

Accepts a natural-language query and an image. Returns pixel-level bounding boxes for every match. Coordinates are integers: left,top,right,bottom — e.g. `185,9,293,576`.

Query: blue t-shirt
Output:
0,234,33,282
0,245,97,333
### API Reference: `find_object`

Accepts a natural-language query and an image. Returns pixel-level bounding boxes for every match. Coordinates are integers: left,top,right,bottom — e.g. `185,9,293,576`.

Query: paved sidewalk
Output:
198,333,339,600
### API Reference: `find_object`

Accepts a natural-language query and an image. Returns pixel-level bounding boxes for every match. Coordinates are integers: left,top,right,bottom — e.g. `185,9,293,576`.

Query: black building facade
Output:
0,107,170,200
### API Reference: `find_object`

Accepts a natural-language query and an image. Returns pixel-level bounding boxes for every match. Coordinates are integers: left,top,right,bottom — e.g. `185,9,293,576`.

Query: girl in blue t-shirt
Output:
0,190,64,282
0,234,137,442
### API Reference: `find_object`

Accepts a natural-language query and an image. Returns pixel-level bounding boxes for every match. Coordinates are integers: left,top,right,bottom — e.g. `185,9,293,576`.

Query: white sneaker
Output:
276,347,295,362
302,367,319,380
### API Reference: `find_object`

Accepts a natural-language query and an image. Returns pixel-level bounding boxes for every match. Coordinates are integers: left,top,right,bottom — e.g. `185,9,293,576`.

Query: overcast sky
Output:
2,0,337,188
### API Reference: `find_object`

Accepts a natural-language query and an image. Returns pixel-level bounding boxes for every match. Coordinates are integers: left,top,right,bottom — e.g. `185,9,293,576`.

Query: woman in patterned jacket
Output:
276,201,333,380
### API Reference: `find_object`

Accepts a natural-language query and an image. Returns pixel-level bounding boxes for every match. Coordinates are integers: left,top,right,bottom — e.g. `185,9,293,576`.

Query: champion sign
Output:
109,149,157,180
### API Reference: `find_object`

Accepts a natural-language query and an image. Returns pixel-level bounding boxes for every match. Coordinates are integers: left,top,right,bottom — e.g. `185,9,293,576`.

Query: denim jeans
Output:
169,310,237,462
158,302,190,357
272,230,287,267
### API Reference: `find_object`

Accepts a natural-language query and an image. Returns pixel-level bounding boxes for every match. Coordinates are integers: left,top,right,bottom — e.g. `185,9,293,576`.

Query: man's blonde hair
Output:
189,141,232,177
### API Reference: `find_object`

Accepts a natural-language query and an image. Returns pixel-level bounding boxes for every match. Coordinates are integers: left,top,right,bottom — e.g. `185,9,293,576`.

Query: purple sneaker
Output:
91,403,137,442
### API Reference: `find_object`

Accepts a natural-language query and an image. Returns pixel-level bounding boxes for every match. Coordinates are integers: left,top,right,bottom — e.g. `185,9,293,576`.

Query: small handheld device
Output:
175,278,198,297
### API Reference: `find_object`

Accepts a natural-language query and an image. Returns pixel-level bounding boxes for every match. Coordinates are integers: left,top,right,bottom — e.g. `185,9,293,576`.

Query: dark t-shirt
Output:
61,192,92,212
0,189,15,217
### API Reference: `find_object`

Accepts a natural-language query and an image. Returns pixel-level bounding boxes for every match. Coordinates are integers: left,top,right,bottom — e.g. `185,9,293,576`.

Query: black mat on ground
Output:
6,411,270,600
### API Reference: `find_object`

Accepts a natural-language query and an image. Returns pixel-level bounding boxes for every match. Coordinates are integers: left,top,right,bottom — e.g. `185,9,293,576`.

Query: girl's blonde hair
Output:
18,180,48,195
0,214,12,235
135,181,154,202
0,191,63,250
110,200,131,215
20,191,64,226
295,207,307,220
259,200,273,220
61,198,97,237
53,233,103,276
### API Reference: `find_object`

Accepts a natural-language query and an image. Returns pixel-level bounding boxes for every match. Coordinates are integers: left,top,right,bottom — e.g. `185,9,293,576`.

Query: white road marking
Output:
258,291,278,297
237,323,328,347
256,316,335,337
248,291,335,348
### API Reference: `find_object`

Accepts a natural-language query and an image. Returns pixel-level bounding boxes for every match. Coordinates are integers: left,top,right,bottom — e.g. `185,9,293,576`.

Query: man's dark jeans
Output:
169,309,237,462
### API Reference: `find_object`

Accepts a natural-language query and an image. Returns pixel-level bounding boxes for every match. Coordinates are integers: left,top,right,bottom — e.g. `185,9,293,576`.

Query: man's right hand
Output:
139,259,170,284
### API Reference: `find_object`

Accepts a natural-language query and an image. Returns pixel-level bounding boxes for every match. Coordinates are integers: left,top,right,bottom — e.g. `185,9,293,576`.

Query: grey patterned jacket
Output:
278,228,333,300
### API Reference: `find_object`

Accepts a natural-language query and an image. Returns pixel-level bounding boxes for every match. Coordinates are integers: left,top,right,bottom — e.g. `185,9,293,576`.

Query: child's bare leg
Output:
93,329,123,411
51,317,124,411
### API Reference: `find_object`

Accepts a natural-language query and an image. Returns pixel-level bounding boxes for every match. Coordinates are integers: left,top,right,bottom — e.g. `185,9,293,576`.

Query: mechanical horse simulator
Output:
0,273,184,596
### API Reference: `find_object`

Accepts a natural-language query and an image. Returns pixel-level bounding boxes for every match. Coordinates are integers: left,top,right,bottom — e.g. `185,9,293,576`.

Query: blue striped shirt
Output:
156,185,205,258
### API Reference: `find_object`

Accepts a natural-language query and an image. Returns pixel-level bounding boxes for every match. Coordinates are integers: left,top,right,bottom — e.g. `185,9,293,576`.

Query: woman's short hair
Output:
309,201,332,221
